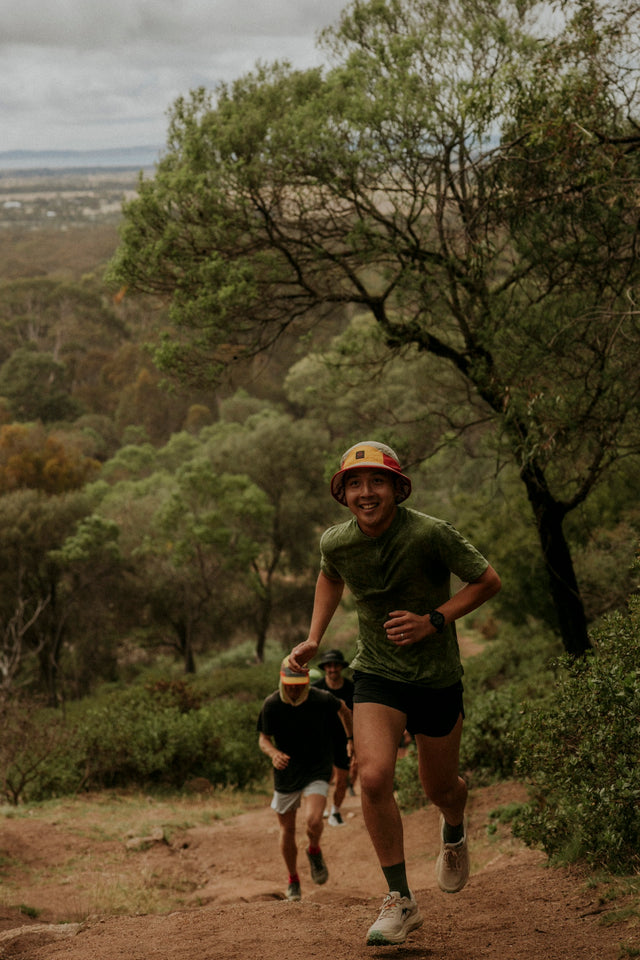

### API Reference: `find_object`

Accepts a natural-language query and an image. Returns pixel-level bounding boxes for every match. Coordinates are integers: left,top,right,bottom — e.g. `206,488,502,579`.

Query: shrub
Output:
394,625,562,809
0,697,79,804
459,686,522,782
76,685,267,791
512,597,640,873
459,624,561,785
1,665,276,802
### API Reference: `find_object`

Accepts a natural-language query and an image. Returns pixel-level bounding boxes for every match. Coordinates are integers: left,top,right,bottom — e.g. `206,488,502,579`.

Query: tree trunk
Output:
254,585,272,664
521,464,591,656
174,621,196,674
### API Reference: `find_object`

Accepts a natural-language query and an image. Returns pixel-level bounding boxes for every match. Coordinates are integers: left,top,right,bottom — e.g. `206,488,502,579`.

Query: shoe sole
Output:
366,913,423,946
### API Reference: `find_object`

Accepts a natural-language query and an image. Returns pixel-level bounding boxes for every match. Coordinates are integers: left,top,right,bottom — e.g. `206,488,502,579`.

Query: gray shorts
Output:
270,779,329,815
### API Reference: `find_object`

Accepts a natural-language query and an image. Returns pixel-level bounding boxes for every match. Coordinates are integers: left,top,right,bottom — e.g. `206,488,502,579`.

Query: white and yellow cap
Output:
330,441,412,505
279,656,310,706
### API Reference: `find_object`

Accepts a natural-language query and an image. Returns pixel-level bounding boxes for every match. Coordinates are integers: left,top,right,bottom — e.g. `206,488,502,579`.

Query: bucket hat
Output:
317,649,348,669
330,441,412,505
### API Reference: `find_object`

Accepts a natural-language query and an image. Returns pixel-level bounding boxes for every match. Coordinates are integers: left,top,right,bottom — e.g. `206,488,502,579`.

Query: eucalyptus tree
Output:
110,0,640,655
0,489,92,703
200,404,331,661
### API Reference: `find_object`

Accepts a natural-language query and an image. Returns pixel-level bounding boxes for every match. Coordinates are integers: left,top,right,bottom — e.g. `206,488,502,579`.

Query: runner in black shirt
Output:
258,657,353,901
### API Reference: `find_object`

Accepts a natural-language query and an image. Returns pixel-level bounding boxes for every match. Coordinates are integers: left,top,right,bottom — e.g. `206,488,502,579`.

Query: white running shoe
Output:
328,811,345,827
366,891,423,946
436,816,470,893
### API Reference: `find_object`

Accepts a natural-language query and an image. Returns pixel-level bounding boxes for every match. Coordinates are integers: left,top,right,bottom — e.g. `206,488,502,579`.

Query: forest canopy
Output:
109,0,640,657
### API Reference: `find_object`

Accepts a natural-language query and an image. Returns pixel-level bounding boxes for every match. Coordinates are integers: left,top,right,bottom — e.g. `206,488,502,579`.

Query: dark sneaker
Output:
366,891,423,946
436,816,470,893
328,811,345,827
286,880,301,901
306,849,329,885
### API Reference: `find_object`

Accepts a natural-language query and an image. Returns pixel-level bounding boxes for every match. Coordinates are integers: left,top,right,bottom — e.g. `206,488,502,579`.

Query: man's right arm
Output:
258,732,290,770
288,571,344,672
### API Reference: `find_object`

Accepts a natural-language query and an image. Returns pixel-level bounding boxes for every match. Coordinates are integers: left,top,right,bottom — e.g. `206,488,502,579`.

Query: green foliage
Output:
108,0,640,657
458,624,562,784
5,659,281,802
394,743,423,812
394,624,563,809
77,687,265,791
0,697,78,805
0,345,81,422
512,598,640,873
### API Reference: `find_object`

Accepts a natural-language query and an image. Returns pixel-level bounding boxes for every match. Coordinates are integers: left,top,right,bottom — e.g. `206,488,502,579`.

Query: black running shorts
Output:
352,671,464,738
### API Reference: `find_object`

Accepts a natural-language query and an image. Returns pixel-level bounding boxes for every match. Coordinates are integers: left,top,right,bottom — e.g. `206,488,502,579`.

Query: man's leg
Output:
415,713,467,827
304,791,329,884
328,765,349,824
415,714,469,893
354,701,407,867
303,791,327,849
356,702,423,946
276,807,299,878
332,766,348,808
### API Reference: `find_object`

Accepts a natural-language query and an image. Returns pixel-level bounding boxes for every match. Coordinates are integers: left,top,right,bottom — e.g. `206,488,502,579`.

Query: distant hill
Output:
0,146,162,173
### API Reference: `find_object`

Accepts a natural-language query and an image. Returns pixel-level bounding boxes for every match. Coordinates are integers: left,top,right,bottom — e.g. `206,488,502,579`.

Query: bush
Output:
512,597,640,873
1,663,277,803
394,625,562,809
459,624,561,784
459,686,522,782
0,697,79,804
76,684,268,791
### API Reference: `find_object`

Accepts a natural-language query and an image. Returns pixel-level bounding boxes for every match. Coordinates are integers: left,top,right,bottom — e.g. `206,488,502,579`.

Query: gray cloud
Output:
0,0,347,152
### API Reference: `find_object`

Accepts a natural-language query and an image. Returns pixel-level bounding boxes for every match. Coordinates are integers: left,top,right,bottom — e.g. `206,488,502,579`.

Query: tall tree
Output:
0,490,91,703
110,0,640,655
201,404,330,660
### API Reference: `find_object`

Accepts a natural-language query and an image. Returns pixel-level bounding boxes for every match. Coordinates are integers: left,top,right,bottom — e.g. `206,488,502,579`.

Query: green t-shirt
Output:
320,506,489,688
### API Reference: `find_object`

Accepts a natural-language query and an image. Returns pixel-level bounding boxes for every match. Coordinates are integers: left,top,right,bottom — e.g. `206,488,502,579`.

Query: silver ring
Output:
401,633,405,640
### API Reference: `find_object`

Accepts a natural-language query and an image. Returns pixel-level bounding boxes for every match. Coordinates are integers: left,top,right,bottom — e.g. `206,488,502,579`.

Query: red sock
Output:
308,845,321,855
289,873,300,884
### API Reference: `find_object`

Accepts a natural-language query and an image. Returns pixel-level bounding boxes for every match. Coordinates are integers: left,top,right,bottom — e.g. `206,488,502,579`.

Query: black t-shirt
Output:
313,676,354,710
257,687,341,792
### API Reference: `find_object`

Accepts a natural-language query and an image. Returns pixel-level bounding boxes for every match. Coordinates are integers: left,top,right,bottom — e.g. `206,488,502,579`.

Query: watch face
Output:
430,611,445,632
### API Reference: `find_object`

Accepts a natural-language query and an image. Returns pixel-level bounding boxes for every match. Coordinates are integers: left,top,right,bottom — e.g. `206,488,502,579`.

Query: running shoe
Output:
306,849,329,885
328,811,345,827
366,891,423,946
436,816,470,893
286,880,301,901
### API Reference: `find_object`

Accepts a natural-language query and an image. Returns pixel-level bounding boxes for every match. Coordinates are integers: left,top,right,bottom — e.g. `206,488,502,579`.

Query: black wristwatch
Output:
429,610,446,634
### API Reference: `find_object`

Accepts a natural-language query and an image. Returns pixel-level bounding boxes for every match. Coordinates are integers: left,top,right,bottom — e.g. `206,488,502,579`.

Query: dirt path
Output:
0,781,637,960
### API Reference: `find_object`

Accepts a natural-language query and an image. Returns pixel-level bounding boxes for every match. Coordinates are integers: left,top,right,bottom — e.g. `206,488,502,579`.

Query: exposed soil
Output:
0,780,638,960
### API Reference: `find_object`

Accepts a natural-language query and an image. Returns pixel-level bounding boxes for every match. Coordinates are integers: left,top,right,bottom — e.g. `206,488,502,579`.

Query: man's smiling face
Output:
343,468,398,536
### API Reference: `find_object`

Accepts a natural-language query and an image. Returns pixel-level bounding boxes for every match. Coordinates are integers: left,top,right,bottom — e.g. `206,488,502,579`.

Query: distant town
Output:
0,146,162,174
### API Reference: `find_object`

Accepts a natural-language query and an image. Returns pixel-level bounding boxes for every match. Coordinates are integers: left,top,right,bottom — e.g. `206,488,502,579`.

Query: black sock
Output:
443,820,465,844
382,862,411,899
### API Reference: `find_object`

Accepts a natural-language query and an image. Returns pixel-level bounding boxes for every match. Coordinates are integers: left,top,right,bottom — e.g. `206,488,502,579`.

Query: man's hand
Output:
271,750,290,770
384,610,432,646
288,639,319,673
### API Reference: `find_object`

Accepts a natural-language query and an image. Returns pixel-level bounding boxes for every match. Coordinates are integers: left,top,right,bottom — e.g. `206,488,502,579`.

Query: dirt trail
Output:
0,781,637,960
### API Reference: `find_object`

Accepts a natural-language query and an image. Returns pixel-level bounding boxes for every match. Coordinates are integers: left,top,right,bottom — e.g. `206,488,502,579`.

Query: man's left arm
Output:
336,700,354,757
386,564,501,646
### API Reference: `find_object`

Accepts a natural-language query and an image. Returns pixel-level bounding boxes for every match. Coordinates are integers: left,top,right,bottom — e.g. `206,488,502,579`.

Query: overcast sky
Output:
1,0,348,153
